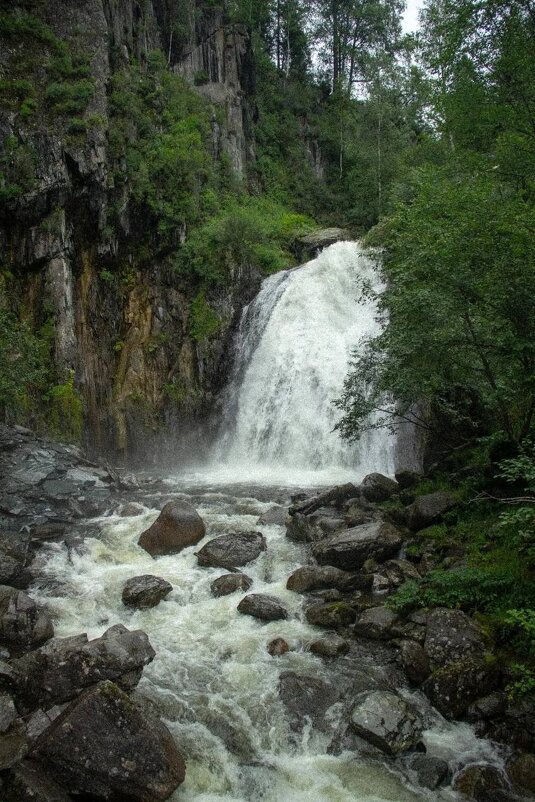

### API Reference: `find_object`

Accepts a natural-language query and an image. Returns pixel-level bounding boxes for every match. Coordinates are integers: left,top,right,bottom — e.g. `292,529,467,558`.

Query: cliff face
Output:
0,0,261,463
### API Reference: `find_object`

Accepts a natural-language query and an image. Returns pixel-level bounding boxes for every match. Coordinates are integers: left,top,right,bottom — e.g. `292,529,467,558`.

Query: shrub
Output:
189,292,220,342
47,371,84,443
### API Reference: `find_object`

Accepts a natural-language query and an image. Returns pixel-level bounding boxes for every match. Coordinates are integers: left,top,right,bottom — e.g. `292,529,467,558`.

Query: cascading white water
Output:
211,241,394,485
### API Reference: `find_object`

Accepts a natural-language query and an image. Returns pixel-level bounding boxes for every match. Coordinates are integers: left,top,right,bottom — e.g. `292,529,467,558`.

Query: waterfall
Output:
211,241,394,485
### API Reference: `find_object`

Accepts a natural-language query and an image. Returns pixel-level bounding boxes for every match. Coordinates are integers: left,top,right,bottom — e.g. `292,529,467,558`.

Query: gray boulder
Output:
119,502,145,517
453,764,511,801
0,531,31,587
138,499,205,557
312,522,402,570
466,691,507,722
395,471,421,489
237,594,288,622
210,573,253,597
31,681,186,801
3,761,73,802
354,607,397,640
10,625,155,713
398,639,430,685
310,635,350,657
507,752,535,796
383,559,420,587
408,754,449,790
122,575,172,609
0,586,53,653
424,608,487,668
408,491,456,531
305,602,355,628
350,690,423,755
286,565,372,594
279,671,339,731
361,473,398,503
257,506,287,525
422,656,499,719
196,531,266,570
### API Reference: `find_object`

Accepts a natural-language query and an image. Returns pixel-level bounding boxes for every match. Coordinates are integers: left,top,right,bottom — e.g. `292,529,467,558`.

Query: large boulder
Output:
210,573,253,597
0,531,31,588
10,625,155,713
279,671,339,731
350,691,423,755
353,607,397,640
424,608,487,669
305,602,355,628
122,576,172,609
310,635,350,657
138,500,205,557
507,752,535,796
196,531,266,570
361,473,398,503
0,586,53,653
31,681,186,801
237,594,288,621
422,656,499,719
398,640,431,685
312,522,402,570
408,754,449,790
3,761,73,802
453,764,512,801
407,491,456,531
286,565,372,594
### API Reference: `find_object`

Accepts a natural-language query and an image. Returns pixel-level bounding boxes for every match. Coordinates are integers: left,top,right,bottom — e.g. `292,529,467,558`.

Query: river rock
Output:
237,594,288,621
361,473,399,502
210,573,253,597
0,586,53,653
395,470,421,489
279,671,339,731
312,522,402,570
286,565,372,594
0,694,16,733
297,228,350,257
10,625,155,713
407,491,457,531
424,608,487,668
3,761,73,802
507,752,535,795
466,691,507,722
31,680,186,801
267,637,289,656
122,575,172,609
138,500,205,557
305,602,355,628
453,764,511,801
354,607,397,640
422,656,499,719
398,639,430,685
350,690,423,755
196,531,266,570
383,559,420,587
310,635,350,657
0,531,31,588
285,513,320,543
119,502,145,517
408,754,449,789
257,506,287,525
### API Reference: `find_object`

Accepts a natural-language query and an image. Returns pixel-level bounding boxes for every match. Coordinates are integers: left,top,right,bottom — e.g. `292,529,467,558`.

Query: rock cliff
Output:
0,0,260,462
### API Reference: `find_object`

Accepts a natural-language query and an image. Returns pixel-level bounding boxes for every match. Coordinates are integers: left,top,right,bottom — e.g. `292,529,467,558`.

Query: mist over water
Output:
207,241,394,486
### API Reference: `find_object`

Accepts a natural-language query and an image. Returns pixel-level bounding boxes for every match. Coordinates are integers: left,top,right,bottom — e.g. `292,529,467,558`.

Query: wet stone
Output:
237,594,288,621
211,573,253,598
197,531,266,570
350,691,423,756
310,635,350,658
122,575,172,609
267,638,289,656
408,754,449,790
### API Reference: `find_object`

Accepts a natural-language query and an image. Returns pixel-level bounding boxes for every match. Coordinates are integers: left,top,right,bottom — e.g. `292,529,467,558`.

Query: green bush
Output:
47,371,84,443
388,567,534,615
189,292,220,342
0,307,47,417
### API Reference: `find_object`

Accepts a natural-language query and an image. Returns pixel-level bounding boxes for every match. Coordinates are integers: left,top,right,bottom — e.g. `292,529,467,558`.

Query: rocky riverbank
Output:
1,424,534,801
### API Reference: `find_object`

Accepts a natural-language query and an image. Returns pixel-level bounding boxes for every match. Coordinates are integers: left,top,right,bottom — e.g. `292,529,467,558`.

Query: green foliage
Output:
45,79,94,115
388,567,534,616
46,371,84,444
0,308,47,416
0,135,36,201
189,292,220,342
336,166,535,444
506,664,535,701
177,196,313,283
